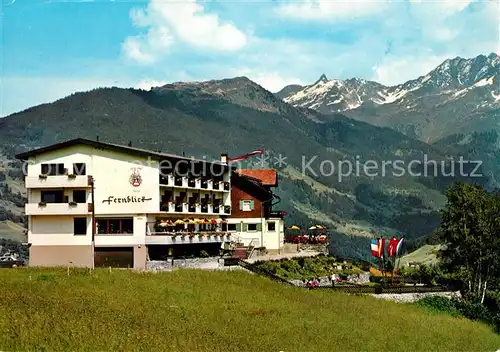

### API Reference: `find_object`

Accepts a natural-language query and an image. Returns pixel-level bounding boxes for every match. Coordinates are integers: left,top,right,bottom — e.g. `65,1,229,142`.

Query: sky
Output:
1,0,499,116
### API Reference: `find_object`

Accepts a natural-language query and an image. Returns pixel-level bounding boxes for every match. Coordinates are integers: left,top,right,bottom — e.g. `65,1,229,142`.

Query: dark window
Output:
73,163,86,175
73,190,87,203
248,224,257,231
41,163,66,176
228,224,237,231
96,218,134,234
268,222,276,231
74,218,87,235
41,190,64,203
41,164,49,175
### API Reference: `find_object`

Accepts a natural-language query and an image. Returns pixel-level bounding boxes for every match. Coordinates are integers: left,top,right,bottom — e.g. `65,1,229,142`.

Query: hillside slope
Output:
1,269,498,351
0,77,483,258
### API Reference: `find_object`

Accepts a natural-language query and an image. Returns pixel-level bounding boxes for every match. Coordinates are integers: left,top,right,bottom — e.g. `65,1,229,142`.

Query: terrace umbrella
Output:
174,219,185,225
309,226,318,230
194,218,204,224
202,218,211,224
210,219,217,224
288,225,300,230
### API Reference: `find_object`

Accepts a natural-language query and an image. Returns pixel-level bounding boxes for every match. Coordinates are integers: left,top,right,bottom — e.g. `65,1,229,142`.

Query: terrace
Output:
145,218,234,245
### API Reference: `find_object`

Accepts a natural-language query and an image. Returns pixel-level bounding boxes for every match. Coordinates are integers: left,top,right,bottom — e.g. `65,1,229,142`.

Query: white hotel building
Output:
16,138,286,269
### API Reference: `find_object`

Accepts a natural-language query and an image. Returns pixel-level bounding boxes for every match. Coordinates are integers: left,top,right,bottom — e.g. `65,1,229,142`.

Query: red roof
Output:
237,169,278,186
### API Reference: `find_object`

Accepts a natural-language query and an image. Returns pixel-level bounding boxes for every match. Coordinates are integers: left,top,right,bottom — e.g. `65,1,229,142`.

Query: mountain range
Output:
279,53,500,143
0,53,497,260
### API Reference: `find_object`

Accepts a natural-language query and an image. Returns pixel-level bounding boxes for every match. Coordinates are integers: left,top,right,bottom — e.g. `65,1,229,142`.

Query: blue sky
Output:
1,0,498,116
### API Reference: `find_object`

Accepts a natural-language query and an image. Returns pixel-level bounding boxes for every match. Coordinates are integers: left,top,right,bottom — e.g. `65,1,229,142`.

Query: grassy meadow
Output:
1,268,499,352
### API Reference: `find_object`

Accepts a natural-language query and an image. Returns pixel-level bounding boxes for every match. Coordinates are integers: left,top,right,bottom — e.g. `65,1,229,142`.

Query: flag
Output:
386,237,399,257
396,237,405,256
227,149,264,162
370,239,379,257
377,237,386,258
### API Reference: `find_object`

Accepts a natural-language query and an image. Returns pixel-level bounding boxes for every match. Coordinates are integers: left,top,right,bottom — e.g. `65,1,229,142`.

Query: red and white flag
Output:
227,149,264,162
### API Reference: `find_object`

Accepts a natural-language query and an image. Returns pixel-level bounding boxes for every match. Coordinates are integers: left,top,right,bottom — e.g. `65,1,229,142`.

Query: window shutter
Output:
242,223,248,232
256,223,262,231
236,223,242,231
249,200,255,210
239,200,244,210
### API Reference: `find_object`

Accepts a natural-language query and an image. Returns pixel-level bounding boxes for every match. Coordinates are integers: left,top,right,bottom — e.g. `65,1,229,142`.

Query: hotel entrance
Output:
94,247,134,268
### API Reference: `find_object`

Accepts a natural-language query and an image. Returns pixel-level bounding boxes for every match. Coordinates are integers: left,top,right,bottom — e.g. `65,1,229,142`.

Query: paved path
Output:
246,250,322,263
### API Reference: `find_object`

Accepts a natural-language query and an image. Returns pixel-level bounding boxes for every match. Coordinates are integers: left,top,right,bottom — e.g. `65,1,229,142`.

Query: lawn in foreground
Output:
0,268,499,352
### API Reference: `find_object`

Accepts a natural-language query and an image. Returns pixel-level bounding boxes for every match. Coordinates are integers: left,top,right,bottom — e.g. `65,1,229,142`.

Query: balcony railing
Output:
25,175,92,188
25,202,91,215
148,231,232,237
160,175,230,192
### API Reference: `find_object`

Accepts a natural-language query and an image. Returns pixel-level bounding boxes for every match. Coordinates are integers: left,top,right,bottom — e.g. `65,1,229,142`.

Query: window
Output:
41,190,64,203
228,224,237,231
74,218,87,235
96,218,134,234
73,190,87,203
41,163,66,176
240,200,254,211
73,163,86,175
268,222,276,231
248,224,257,231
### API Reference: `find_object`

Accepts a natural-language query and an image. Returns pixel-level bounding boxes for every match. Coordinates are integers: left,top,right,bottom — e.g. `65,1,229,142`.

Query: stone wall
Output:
288,272,370,286
146,257,250,272
371,291,462,303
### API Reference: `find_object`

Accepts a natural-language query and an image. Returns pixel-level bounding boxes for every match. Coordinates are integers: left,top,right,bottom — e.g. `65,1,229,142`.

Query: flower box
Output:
38,202,47,207
38,174,48,179
68,201,78,207
68,174,77,179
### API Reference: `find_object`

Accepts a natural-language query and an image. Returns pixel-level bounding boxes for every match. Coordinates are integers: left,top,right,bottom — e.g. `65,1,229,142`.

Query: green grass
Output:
400,244,441,267
1,268,499,352
0,220,25,242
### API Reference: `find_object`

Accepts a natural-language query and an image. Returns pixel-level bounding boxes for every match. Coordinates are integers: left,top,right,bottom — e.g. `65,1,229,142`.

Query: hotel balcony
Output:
25,202,91,215
25,175,92,189
159,202,231,215
159,174,230,192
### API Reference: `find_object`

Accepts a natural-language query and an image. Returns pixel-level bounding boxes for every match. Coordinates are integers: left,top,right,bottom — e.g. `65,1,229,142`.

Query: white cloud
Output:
122,0,247,63
229,68,304,92
408,0,474,16
277,0,388,20
123,26,174,64
371,55,449,86
135,79,167,90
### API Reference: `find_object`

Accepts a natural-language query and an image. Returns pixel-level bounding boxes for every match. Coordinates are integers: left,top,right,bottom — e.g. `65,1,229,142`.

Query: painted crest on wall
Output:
129,167,143,187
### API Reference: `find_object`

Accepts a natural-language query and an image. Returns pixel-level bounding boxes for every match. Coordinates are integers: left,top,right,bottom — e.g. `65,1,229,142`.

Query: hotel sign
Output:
102,196,152,204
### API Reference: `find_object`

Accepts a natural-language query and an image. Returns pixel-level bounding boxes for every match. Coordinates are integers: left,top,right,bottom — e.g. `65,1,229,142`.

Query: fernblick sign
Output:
102,196,152,204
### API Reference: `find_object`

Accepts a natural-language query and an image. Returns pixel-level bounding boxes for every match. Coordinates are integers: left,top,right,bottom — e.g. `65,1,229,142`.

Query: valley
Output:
0,53,497,260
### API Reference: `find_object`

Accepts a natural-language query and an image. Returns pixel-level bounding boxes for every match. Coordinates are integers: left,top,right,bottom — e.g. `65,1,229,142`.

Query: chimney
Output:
220,153,228,164
128,141,132,147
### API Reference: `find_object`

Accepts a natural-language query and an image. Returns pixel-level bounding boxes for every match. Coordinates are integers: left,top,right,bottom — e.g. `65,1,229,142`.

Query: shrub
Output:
415,296,461,317
453,300,492,323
